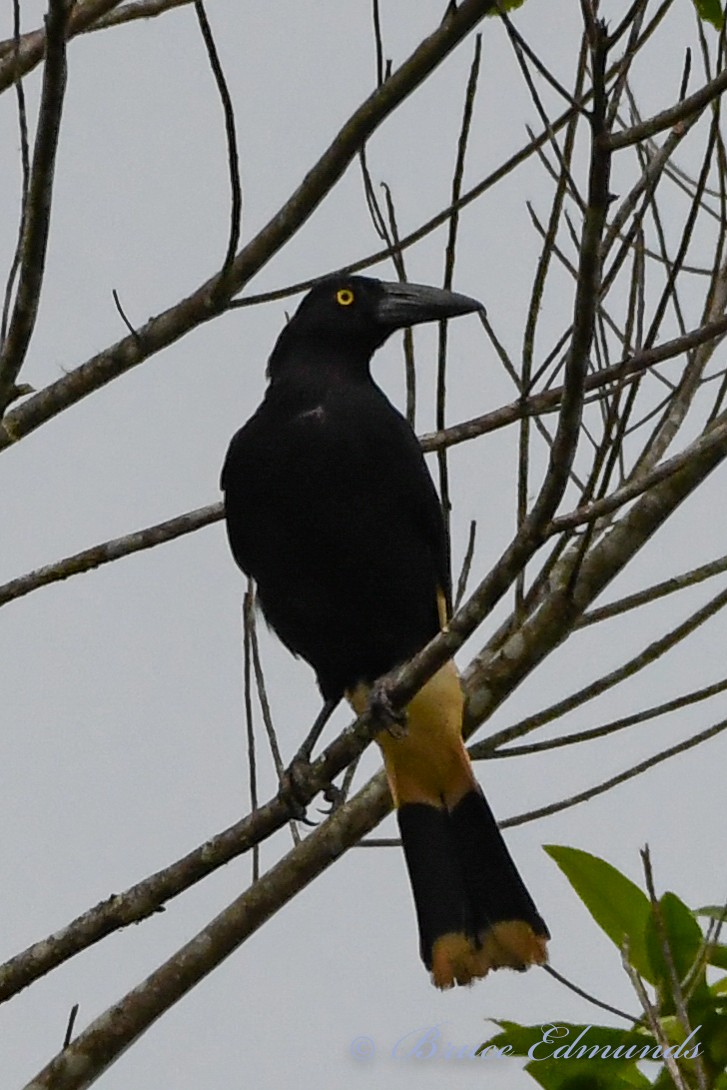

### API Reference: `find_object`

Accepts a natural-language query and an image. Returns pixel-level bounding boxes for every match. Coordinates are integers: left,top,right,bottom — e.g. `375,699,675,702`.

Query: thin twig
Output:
641,849,708,1090
621,943,690,1090
62,1004,79,1049
247,586,300,846
478,674,727,759
371,0,384,87
380,183,417,425
454,519,477,609
242,587,260,882
479,578,727,752
541,964,639,1024
193,0,242,281
437,32,481,549
0,502,223,610
111,288,140,342
610,60,727,150
502,718,727,828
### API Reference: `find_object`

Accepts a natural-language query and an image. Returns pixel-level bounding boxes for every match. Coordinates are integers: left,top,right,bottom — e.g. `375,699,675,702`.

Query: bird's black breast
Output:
222,378,448,700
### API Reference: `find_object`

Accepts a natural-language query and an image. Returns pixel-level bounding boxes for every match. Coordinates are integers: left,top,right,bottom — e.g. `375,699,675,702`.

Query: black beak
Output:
375,280,481,330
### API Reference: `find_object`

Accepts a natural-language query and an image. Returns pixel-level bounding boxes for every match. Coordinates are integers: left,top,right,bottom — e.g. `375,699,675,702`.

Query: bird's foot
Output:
368,679,407,738
281,755,319,826
319,780,345,814
283,748,347,823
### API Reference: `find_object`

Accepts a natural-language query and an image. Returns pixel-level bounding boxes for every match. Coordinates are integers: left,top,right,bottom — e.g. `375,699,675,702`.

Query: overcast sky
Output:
2,2,726,1088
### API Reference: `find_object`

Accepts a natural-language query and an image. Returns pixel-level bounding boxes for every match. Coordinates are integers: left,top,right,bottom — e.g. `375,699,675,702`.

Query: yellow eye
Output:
336,288,355,307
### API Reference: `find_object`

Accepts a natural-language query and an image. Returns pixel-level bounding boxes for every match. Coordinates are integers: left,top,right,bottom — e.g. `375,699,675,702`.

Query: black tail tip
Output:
397,796,550,988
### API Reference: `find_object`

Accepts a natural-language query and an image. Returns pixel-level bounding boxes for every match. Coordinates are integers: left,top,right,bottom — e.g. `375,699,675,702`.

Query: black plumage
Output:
222,277,461,700
221,275,548,988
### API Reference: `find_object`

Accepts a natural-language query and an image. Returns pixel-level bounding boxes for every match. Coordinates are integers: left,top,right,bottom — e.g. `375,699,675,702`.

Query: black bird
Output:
221,275,549,988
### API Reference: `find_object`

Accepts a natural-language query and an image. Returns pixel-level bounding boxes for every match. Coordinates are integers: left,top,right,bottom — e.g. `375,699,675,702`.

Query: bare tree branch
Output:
473,576,727,752
6,7,727,1085
0,2,192,62
610,63,727,150
0,1,123,93
18,774,391,1090
0,503,222,609
437,32,482,548
579,549,727,627
1,0,31,347
81,0,193,32
6,312,727,613
0,0,497,452
501,718,727,829
192,0,242,280
476,674,727,759
0,0,69,413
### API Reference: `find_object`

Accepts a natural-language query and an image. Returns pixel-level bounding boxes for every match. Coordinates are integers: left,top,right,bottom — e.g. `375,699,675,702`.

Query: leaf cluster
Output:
480,847,727,1089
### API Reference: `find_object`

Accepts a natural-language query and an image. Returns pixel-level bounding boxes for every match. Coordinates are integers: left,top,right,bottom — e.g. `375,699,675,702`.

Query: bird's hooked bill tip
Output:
376,281,482,329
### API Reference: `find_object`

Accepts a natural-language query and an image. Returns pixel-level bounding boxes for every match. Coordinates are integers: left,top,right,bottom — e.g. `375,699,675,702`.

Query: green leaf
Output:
645,891,705,996
525,1058,651,1090
477,1019,544,1057
704,1011,727,1068
708,945,727,970
478,1021,657,1063
695,904,727,924
692,0,725,31
486,0,528,12
545,846,654,981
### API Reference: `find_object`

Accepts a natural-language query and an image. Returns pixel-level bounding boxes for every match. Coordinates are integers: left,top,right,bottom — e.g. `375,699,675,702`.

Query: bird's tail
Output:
348,659,549,989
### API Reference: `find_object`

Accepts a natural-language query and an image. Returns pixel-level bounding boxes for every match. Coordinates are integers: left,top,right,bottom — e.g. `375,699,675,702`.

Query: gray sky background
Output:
2,2,726,1087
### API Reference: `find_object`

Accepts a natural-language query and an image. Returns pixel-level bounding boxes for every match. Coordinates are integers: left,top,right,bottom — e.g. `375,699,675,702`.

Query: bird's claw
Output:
283,751,347,823
368,679,407,738
281,754,319,826
317,781,345,815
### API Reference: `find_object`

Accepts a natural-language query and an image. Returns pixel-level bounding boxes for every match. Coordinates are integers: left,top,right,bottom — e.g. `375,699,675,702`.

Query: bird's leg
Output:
368,677,408,738
296,696,340,762
283,697,341,824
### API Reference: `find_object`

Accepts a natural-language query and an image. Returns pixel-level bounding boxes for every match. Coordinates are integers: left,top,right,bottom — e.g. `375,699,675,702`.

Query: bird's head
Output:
267,275,481,381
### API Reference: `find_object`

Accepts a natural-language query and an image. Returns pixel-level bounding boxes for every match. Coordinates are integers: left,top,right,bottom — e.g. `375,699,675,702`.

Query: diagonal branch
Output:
0,1,123,94
81,0,193,32
482,673,727,759
544,410,727,534
0,502,222,609
18,773,390,1090
34,699,726,1090
420,316,727,453
470,564,727,749
8,313,725,612
580,549,727,627
610,62,727,150
502,717,727,829
20,694,727,1088
0,1,191,67
0,0,496,452
0,33,611,1017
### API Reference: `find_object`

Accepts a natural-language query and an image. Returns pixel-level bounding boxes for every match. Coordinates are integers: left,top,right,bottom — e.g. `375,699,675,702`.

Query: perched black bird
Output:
222,275,549,987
